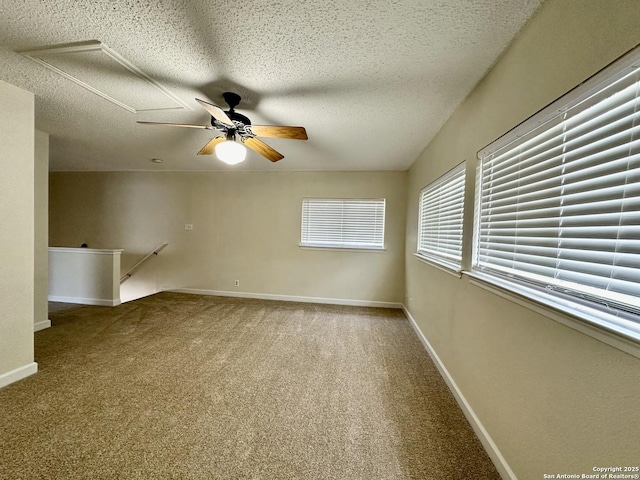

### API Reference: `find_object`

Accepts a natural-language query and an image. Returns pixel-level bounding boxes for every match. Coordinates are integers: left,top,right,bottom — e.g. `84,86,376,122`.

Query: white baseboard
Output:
0,362,38,389
34,319,51,332
48,295,121,307
169,288,402,309
402,306,516,480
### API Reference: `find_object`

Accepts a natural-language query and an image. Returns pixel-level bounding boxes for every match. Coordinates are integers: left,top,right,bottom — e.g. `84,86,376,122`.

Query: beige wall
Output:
50,171,406,304
34,130,50,330
405,1,640,478
0,81,36,387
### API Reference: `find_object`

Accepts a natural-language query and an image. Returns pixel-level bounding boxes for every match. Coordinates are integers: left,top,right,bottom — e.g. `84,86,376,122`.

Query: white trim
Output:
28,57,139,113
465,272,640,360
413,253,463,278
402,306,516,480
19,41,192,113
48,247,123,255
48,295,121,307
299,245,386,253
0,362,38,389
34,320,51,332
169,288,402,309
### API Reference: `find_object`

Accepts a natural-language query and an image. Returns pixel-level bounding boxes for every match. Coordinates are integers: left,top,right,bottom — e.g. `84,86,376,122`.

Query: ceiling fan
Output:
137,92,308,164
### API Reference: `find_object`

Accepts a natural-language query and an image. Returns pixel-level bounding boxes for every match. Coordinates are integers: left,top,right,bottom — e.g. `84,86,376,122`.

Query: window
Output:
474,46,640,342
417,163,466,271
301,198,385,250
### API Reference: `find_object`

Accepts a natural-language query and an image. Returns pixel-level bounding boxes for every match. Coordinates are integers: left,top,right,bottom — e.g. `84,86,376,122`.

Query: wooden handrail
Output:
120,242,168,283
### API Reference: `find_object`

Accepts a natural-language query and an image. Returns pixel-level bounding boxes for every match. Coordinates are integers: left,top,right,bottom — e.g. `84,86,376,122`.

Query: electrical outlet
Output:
234,280,240,287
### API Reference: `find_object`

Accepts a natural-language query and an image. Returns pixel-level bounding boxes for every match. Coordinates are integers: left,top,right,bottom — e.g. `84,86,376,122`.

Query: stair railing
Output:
120,242,168,283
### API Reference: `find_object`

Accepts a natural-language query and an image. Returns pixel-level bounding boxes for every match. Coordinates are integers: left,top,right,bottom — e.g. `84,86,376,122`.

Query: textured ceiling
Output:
0,0,542,171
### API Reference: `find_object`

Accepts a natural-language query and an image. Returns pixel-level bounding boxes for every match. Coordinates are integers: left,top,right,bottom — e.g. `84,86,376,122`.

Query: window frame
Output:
300,197,386,251
416,162,466,273
471,44,640,349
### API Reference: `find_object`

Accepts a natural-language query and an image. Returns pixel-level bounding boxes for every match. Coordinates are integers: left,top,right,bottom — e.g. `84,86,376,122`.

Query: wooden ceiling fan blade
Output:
196,98,235,127
137,121,211,129
197,136,226,155
247,125,308,140
244,137,284,162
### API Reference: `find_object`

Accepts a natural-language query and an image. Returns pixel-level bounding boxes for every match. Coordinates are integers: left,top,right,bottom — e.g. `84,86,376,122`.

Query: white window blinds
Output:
417,163,466,270
301,198,385,249
475,51,640,333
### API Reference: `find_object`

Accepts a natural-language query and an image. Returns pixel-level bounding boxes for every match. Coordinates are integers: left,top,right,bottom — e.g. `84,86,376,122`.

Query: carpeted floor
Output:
0,292,500,479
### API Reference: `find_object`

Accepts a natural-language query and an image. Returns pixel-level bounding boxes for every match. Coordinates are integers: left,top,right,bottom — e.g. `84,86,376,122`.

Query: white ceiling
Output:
0,0,542,172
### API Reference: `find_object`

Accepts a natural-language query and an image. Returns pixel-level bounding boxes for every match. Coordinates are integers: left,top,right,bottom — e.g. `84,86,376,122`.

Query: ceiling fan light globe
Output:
215,140,246,165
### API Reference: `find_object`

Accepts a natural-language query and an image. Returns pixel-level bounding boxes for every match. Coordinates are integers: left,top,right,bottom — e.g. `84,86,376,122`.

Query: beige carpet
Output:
0,292,500,479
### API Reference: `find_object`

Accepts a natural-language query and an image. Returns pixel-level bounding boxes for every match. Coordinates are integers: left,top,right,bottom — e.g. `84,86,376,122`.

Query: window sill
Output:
464,271,640,359
413,253,462,278
299,245,386,253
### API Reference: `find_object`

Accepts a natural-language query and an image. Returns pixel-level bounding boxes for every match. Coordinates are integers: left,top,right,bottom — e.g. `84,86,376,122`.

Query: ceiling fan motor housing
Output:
210,92,252,129
223,91,242,109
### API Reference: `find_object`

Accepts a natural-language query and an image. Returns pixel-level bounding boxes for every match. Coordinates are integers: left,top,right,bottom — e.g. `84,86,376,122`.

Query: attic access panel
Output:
19,41,191,113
